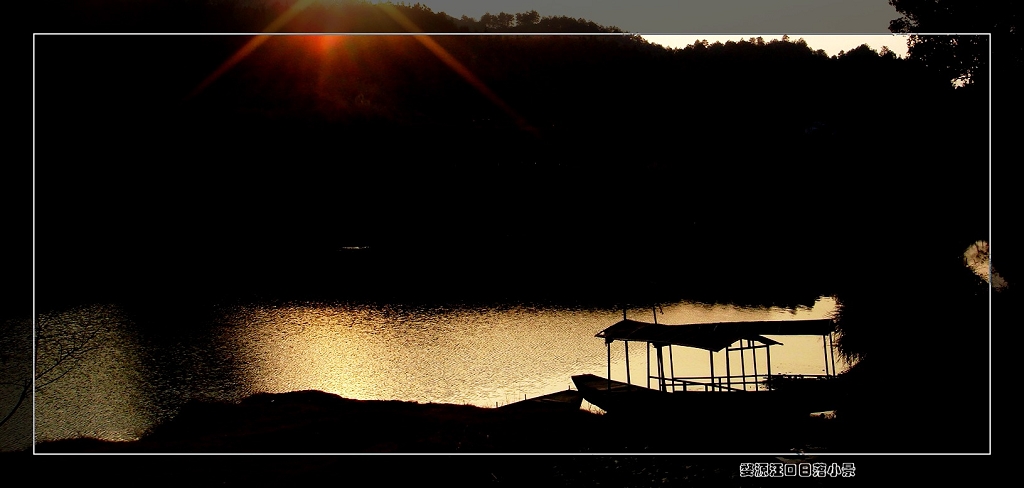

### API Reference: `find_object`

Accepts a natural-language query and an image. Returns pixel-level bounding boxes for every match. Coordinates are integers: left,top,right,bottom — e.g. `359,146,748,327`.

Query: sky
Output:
380,1,912,57
643,34,910,58
399,0,902,33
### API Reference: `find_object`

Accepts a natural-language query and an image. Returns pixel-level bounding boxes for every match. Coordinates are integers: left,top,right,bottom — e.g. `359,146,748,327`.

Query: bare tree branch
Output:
1,312,109,430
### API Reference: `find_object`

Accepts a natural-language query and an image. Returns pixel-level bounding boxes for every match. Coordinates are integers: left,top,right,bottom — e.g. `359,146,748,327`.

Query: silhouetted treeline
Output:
453,10,620,33
34,29,988,310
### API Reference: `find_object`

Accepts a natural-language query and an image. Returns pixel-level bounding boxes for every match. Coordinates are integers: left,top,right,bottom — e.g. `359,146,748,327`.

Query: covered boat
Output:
572,317,840,420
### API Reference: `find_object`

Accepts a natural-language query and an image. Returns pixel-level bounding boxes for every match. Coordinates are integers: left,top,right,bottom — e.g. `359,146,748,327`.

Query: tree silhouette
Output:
515,10,540,27
0,315,105,435
0,320,31,433
888,0,1020,85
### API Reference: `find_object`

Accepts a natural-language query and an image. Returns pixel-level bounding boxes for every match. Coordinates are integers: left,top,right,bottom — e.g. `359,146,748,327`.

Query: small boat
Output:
499,389,584,414
572,317,840,421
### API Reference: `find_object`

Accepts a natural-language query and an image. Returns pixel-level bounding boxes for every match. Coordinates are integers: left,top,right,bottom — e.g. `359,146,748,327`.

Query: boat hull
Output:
499,389,584,414
571,374,836,421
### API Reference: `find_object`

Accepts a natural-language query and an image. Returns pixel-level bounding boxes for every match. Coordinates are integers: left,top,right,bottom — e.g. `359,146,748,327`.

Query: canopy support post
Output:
740,340,747,392
725,342,732,391
656,345,666,392
647,342,651,389
823,334,830,376
751,339,759,390
650,308,657,390
669,345,676,392
625,341,631,386
829,333,837,378
709,350,715,391
606,340,611,390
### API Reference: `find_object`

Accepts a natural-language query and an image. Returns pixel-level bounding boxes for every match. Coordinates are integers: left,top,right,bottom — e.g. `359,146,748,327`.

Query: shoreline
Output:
35,389,839,454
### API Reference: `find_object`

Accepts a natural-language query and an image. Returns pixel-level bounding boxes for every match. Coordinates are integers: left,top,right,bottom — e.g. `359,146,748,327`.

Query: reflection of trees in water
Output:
0,308,111,450
35,312,106,391
829,232,991,452
0,318,32,449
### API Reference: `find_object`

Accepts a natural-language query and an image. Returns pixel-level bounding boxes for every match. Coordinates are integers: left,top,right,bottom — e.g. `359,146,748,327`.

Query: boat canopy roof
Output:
595,318,835,352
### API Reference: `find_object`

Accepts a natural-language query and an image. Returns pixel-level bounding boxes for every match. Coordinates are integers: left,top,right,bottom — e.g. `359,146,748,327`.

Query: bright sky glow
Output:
642,34,911,58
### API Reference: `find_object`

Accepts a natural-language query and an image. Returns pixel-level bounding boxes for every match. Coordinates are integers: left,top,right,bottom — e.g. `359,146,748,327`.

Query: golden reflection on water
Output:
222,297,841,408
34,297,842,443
223,303,623,406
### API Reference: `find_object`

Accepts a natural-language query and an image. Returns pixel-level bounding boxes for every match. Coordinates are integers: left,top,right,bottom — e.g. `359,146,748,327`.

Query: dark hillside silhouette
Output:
34,30,987,307
29,2,994,454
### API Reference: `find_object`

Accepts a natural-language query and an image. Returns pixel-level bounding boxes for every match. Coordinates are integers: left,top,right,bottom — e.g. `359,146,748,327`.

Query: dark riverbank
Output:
36,390,834,454
24,387,997,486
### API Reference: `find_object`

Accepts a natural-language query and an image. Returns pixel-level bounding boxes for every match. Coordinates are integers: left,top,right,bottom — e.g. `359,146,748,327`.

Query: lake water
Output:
23,295,842,447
